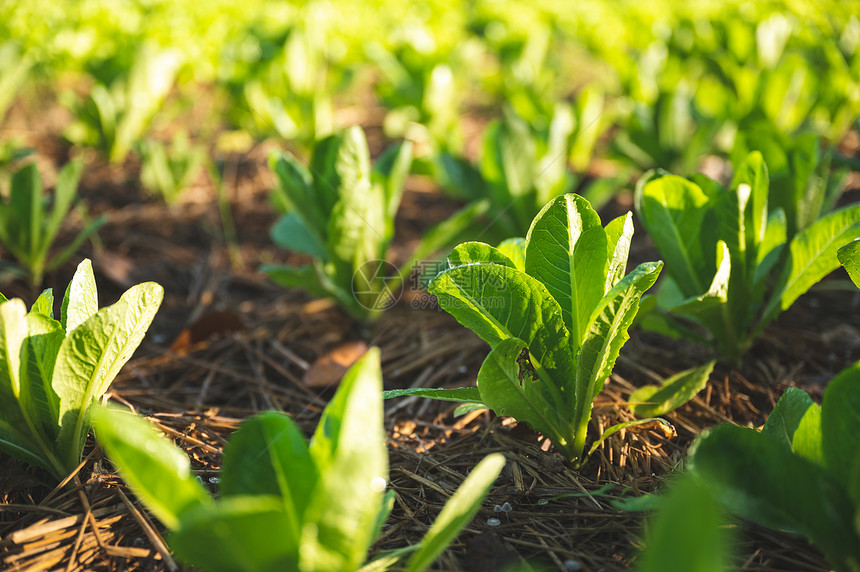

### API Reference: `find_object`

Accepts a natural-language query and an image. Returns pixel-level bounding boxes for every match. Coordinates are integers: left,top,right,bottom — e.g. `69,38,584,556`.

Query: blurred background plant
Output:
0,0,856,289
137,130,206,205
61,44,182,164
0,40,33,123
0,161,106,288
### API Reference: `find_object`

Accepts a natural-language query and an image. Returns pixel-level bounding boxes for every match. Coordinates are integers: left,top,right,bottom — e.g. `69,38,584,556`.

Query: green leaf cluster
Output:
838,240,860,289
263,125,484,321
612,88,723,175
732,127,847,236
232,22,338,146
0,40,33,124
635,473,733,572
388,194,662,463
138,130,206,205
435,104,615,238
0,161,106,287
685,361,860,572
63,44,181,163
0,259,163,480
366,36,466,154
94,348,505,572
610,10,860,174
635,151,860,362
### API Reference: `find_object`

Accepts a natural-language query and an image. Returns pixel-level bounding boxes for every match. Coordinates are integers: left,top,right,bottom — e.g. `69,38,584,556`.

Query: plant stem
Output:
568,417,590,465
718,302,741,366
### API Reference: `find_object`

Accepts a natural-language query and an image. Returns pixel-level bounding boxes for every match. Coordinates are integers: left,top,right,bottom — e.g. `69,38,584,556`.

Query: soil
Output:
0,90,858,572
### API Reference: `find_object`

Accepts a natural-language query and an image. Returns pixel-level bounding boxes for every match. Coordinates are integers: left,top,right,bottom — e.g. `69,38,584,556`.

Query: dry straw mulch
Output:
1,133,856,571
2,281,846,571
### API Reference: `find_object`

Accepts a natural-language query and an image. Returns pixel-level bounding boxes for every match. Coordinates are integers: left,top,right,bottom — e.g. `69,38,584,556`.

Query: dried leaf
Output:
303,341,369,388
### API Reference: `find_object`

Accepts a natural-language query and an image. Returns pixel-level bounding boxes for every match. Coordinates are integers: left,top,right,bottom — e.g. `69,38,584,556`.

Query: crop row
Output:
0,140,858,568
2,1,859,199
1,1,859,570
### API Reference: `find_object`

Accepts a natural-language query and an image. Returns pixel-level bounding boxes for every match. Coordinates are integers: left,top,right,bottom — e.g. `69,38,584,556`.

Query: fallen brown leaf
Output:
303,340,369,388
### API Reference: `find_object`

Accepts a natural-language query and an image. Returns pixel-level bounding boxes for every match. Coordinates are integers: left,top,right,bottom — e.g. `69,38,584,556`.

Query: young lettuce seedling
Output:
436,100,623,240
0,161,106,287
366,35,465,154
732,128,847,237
386,194,663,465
612,87,722,175
137,130,205,205
63,44,181,163
94,348,505,572
262,125,485,321
436,105,613,239
0,259,162,481
0,40,33,123
635,151,860,363
232,23,339,145
682,360,860,572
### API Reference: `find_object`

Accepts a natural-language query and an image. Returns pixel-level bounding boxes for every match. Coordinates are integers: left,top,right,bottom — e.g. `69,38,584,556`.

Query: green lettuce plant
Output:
138,130,205,205
612,87,724,175
686,360,860,572
94,348,505,572
386,194,663,464
436,103,619,240
262,125,484,321
366,33,467,154
0,259,163,481
732,127,847,236
635,151,860,363
0,40,33,123
477,20,568,129
227,22,342,146
435,107,574,239
63,44,181,163
0,161,106,287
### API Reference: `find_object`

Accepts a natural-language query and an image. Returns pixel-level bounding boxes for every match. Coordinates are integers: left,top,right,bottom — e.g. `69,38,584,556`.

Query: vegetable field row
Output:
1,1,859,570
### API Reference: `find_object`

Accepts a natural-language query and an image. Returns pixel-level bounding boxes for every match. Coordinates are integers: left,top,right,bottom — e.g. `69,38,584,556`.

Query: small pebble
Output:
370,476,387,493
564,560,582,571
487,517,501,527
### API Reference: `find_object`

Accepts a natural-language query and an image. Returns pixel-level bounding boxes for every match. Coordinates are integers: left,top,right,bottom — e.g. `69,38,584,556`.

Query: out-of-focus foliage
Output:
0,162,106,287
4,1,855,129
0,0,857,228
62,44,182,163
138,130,205,205
0,41,33,122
